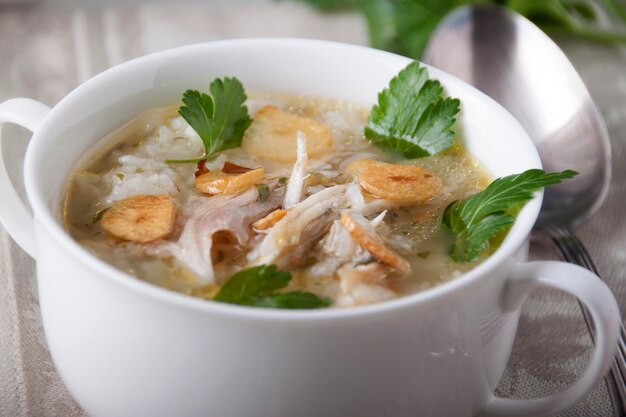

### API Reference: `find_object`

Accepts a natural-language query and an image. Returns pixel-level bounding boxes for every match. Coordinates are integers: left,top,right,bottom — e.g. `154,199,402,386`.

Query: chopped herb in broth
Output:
63,64,575,309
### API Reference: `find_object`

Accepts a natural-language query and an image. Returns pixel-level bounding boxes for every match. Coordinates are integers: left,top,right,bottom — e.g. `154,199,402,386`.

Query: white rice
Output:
105,115,202,203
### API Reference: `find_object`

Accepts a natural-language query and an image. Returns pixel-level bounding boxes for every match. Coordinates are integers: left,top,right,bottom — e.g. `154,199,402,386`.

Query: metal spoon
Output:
422,4,624,415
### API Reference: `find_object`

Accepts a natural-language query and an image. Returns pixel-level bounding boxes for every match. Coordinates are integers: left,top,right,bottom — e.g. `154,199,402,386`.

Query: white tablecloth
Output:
0,1,624,415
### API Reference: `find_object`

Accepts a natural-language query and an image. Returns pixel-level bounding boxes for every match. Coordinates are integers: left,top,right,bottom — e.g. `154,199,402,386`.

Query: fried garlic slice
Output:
347,159,442,202
196,167,264,195
241,106,332,162
252,209,287,230
101,195,176,243
339,212,411,273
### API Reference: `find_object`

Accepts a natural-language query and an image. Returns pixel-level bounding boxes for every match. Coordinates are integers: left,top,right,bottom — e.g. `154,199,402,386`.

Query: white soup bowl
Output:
0,39,620,417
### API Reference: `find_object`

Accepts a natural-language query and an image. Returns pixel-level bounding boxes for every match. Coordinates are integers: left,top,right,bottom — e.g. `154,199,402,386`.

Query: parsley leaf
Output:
442,169,578,262
168,77,251,163
365,62,460,158
252,292,333,309
214,265,331,309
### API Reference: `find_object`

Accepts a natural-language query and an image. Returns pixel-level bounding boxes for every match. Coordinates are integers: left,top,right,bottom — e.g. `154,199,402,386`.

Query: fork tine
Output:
546,225,626,416
563,230,600,273
550,226,598,272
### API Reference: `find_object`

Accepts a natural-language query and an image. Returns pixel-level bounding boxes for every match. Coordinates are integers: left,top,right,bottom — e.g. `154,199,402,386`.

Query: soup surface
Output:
64,93,491,307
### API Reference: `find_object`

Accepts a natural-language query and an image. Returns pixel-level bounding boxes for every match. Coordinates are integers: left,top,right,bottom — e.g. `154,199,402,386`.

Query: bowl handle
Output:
481,261,621,417
0,98,51,258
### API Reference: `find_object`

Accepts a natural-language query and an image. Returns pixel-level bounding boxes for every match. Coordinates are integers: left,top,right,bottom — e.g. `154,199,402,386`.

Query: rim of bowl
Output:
24,38,542,321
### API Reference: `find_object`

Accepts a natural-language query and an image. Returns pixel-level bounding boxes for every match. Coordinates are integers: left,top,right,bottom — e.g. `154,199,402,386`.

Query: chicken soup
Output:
64,63,575,309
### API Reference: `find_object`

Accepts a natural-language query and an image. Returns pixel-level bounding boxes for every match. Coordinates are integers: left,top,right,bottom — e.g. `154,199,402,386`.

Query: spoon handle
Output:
548,225,626,416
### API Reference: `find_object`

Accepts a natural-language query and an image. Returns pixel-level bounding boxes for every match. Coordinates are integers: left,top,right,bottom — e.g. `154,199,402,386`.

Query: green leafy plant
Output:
167,77,251,163
365,62,460,158
442,168,578,262
297,0,626,59
214,265,332,309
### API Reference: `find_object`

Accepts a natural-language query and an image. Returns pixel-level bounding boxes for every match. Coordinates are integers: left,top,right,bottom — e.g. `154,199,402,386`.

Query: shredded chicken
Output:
308,220,369,279
145,187,283,284
284,131,308,208
346,180,365,209
370,210,387,228
321,220,361,260
308,211,386,279
249,184,349,266
282,213,335,269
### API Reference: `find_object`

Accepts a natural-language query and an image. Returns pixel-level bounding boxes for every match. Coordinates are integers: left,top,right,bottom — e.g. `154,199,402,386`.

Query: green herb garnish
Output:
297,0,626,59
365,62,460,158
214,265,331,309
442,169,578,262
255,183,270,202
278,176,289,186
167,77,251,164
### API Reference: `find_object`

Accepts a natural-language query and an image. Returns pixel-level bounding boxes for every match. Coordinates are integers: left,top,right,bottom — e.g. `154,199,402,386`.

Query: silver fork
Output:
548,225,626,415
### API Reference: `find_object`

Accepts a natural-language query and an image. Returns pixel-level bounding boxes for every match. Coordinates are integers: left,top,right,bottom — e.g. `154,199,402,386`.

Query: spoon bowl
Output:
423,4,626,415
423,4,611,228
